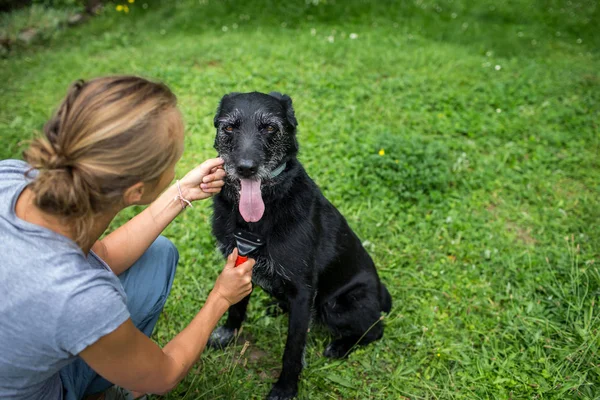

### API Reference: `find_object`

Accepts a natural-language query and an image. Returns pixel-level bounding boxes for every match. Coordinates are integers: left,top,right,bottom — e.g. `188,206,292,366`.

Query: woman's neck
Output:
15,187,118,254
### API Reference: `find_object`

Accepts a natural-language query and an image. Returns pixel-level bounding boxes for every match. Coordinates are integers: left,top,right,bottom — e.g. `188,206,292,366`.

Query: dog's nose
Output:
236,159,258,177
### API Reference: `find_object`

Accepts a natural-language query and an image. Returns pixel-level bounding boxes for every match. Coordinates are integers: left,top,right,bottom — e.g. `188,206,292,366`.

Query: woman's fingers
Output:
199,158,224,177
225,248,238,268
201,188,222,194
180,158,227,200
179,158,224,192
200,180,224,190
202,168,226,183
237,258,255,274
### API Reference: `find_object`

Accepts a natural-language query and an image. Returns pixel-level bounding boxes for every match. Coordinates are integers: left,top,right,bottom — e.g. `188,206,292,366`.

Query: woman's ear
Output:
123,182,145,205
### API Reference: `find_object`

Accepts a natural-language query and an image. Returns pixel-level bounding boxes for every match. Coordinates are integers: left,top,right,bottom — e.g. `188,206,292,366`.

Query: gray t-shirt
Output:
0,160,130,399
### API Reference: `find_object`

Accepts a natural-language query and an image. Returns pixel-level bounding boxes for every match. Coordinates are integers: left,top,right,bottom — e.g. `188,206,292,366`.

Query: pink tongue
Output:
239,179,265,222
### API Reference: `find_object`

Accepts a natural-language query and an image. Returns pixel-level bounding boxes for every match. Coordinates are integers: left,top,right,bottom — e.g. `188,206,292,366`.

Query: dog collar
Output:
269,162,287,178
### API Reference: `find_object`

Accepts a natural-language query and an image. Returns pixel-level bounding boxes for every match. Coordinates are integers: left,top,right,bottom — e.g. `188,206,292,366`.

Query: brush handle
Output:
235,255,248,267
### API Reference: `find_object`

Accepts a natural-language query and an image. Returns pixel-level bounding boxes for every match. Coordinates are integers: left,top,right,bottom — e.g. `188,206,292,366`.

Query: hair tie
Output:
47,154,69,170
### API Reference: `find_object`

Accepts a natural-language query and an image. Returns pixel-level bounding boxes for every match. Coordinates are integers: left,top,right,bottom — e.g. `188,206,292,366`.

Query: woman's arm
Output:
92,158,225,275
79,250,253,394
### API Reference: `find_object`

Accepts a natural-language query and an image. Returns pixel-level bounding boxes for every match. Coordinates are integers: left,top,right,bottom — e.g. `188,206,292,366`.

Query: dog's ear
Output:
269,92,298,128
214,92,240,127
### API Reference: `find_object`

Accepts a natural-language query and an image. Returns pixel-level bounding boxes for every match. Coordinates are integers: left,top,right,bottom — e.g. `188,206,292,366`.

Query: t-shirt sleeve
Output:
55,272,130,355
0,159,35,184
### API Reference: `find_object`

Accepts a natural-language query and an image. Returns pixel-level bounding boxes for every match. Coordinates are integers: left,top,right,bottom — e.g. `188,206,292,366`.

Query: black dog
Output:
208,92,392,400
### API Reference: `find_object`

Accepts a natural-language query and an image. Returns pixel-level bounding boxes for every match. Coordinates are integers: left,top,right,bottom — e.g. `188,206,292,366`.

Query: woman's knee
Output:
138,236,179,307
149,235,179,279
118,236,179,332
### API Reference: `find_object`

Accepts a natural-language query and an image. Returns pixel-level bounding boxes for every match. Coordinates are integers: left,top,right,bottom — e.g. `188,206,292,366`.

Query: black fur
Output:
208,92,392,400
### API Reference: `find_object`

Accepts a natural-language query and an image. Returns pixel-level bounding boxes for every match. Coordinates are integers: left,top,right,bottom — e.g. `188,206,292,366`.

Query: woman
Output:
0,76,254,400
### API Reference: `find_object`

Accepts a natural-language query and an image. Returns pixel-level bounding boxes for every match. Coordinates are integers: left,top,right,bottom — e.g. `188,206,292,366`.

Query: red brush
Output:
233,229,265,266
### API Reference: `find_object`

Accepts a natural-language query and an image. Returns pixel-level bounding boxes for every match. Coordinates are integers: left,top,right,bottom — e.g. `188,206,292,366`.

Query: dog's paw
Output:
207,326,235,349
266,383,298,400
323,340,353,359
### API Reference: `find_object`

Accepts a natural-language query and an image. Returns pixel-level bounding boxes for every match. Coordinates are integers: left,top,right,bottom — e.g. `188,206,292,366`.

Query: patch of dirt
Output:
193,59,222,70
506,221,536,246
247,346,269,363
258,368,280,381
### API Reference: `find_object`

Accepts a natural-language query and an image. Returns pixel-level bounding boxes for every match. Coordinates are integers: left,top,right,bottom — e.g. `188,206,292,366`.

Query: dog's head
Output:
213,92,298,181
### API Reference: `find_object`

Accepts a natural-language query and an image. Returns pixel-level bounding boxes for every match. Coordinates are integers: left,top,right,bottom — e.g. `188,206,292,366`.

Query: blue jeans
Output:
60,236,179,400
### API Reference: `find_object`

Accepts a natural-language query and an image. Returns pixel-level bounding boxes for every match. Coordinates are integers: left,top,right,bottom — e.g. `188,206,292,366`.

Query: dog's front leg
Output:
207,291,252,349
267,290,313,400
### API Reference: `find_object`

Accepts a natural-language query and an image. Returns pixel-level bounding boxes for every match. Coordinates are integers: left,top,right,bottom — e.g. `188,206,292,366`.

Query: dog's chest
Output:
251,255,290,295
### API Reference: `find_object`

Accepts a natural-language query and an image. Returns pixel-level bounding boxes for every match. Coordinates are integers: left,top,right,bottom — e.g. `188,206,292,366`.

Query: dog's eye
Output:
265,125,276,133
224,125,234,133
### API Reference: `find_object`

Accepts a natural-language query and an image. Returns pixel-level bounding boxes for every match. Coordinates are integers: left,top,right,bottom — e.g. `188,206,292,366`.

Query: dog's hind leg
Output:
323,321,383,359
267,289,313,400
320,284,385,359
207,292,252,349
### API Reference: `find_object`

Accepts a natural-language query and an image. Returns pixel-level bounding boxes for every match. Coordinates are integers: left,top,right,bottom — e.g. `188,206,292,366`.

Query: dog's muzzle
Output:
236,159,259,178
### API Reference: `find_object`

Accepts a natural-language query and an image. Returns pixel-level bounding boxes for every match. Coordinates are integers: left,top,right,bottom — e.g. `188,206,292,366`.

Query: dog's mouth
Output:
222,161,286,223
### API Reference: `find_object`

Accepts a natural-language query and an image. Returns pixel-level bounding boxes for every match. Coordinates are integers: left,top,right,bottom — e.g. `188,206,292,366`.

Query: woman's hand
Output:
210,248,254,306
179,157,226,202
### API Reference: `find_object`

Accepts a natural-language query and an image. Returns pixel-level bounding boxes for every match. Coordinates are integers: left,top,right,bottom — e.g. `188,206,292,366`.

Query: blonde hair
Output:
23,76,184,246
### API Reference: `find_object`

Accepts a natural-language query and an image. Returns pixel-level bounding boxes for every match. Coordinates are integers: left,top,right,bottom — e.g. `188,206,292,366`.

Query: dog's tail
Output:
380,284,392,314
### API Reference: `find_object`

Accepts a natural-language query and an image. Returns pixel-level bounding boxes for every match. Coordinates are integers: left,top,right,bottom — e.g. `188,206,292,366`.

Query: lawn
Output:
1,0,599,398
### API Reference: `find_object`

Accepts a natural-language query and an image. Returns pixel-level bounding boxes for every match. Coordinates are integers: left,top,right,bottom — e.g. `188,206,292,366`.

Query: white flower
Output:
496,108,502,113
349,33,358,39
577,38,582,44
495,65,501,70
327,35,334,43
452,152,469,173
310,28,316,36
486,51,493,57
517,31,524,37
451,12,457,19
222,26,228,32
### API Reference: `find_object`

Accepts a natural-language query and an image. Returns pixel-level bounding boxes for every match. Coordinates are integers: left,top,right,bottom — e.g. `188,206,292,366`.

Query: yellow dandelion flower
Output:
124,5,129,12
437,353,441,357
116,4,123,11
378,148,385,156
128,0,135,2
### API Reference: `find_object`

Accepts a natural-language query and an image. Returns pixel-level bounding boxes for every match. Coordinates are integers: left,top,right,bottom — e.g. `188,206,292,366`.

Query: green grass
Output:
1,0,599,398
